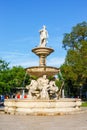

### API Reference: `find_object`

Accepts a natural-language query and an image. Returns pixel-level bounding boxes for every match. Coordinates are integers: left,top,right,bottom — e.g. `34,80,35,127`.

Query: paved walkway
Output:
0,108,87,130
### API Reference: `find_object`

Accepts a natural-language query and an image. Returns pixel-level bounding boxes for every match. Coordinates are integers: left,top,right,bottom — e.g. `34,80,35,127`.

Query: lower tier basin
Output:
4,98,82,115
26,66,59,77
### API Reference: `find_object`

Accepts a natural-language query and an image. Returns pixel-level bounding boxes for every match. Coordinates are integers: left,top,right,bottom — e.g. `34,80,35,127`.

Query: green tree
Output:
0,59,10,95
0,59,9,71
0,59,30,95
61,21,87,97
62,21,87,50
7,66,30,94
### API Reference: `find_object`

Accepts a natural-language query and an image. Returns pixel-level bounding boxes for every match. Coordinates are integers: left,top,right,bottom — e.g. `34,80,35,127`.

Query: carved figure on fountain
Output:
26,80,40,99
26,75,59,100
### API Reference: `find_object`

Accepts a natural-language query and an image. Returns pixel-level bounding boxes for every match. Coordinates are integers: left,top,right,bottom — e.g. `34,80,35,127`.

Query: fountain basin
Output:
4,98,82,115
32,47,54,56
26,66,59,77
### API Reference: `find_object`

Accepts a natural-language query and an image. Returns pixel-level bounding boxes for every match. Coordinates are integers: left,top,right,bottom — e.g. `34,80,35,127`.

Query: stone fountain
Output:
4,26,82,115
26,25,59,100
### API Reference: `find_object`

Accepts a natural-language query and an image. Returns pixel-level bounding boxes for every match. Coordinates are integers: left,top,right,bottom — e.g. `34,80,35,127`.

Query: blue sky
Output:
0,0,87,68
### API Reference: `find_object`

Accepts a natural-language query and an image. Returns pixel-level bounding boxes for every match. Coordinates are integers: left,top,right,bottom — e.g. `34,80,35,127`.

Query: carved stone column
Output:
39,55,46,66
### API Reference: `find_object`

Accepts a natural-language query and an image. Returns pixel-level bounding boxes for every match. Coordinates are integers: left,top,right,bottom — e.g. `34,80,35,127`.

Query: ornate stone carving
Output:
26,75,58,100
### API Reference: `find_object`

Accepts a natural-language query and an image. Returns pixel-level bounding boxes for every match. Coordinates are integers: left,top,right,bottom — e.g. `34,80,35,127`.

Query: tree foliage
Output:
61,21,87,97
0,59,30,95
0,59,9,71
62,21,87,50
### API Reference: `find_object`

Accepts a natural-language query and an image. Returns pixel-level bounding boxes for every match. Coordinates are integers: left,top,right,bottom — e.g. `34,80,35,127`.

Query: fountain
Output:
4,26,82,115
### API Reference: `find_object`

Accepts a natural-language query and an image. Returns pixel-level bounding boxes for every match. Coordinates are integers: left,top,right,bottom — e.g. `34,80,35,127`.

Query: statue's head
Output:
43,25,46,30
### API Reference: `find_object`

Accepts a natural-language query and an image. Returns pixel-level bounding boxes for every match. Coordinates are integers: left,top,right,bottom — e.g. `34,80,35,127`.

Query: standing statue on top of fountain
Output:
39,25,48,47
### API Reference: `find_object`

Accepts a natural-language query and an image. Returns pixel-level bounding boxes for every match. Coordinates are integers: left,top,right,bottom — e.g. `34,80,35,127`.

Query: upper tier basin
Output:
32,47,54,56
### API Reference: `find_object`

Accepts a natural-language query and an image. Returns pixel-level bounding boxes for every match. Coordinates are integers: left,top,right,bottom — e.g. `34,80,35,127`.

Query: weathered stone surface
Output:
4,98,82,115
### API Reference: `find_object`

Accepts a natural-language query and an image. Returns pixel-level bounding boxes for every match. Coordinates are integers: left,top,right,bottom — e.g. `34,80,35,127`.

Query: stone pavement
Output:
0,108,87,130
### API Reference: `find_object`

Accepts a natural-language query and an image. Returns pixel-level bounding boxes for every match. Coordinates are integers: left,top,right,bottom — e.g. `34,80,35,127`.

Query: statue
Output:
39,25,48,47
26,75,59,100
37,75,49,99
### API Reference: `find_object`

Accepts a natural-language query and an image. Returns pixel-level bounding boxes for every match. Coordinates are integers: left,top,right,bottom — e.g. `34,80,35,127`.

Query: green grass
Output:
81,102,87,107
